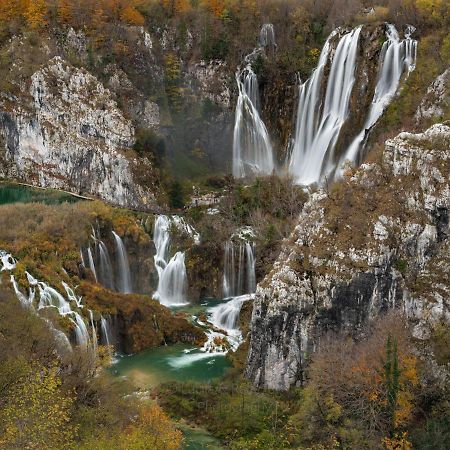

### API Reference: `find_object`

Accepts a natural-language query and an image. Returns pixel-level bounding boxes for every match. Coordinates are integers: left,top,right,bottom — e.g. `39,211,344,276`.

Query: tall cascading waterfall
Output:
222,240,256,298
232,24,276,178
339,24,417,167
153,215,188,306
112,231,132,294
288,27,362,185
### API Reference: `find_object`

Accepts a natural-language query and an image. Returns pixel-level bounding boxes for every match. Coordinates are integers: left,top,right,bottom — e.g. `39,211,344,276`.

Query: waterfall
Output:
246,242,256,293
153,215,188,306
339,24,417,168
112,231,132,294
36,280,90,347
259,23,276,49
87,246,97,282
233,66,274,178
288,27,361,185
89,310,97,353
206,294,253,352
232,24,276,179
222,240,256,297
153,215,171,281
98,241,115,290
209,294,251,332
100,315,112,350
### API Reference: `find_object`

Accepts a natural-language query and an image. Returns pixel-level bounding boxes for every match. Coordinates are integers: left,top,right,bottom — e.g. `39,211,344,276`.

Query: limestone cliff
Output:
0,56,160,210
246,122,450,390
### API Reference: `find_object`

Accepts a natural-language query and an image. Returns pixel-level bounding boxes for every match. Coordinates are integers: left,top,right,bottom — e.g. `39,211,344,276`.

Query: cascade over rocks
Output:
246,122,450,390
0,56,160,210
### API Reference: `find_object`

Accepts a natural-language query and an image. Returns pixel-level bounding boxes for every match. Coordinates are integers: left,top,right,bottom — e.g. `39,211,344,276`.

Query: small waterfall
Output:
288,27,362,185
100,315,113,355
80,249,86,268
246,242,256,293
89,310,97,353
339,24,417,167
259,23,276,49
156,252,187,306
209,294,251,332
36,280,90,347
98,241,115,290
112,231,132,294
222,240,256,297
153,216,189,306
87,246,97,282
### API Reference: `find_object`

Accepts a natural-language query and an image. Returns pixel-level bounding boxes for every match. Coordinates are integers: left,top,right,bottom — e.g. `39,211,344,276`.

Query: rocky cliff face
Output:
246,121,450,390
0,56,160,210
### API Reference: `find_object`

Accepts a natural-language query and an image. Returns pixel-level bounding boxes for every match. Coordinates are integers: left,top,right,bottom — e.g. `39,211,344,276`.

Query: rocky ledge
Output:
246,122,450,390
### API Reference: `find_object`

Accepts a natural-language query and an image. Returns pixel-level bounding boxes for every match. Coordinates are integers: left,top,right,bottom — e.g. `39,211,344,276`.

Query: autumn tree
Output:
23,0,48,29
289,314,419,448
0,363,76,449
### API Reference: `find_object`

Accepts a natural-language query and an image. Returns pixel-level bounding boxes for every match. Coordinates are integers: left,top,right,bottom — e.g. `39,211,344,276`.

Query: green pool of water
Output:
110,343,230,388
179,424,224,450
0,183,82,205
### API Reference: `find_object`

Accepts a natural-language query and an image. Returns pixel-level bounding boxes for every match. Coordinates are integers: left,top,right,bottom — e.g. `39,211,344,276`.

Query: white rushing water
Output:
232,24,276,178
153,215,188,306
288,27,361,185
259,23,276,49
87,246,97,282
233,66,274,178
112,231,132,294
223,240,256,298
339,24,417,168
98,241,115,290
2,249,97,350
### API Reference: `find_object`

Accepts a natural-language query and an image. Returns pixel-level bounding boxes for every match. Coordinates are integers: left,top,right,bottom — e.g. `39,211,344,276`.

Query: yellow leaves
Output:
382,432,412,450
122,404,183,450
120,4,145,25
0,362,77,449
23,0,48,29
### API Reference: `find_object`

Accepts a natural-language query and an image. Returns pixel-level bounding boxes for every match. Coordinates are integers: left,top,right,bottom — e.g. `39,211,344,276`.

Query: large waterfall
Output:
288,27,361,185
232,24,276,178
153,215,188,306
288,23,416,185
223,240,256,298
339,24,417,167
112,231,132,294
